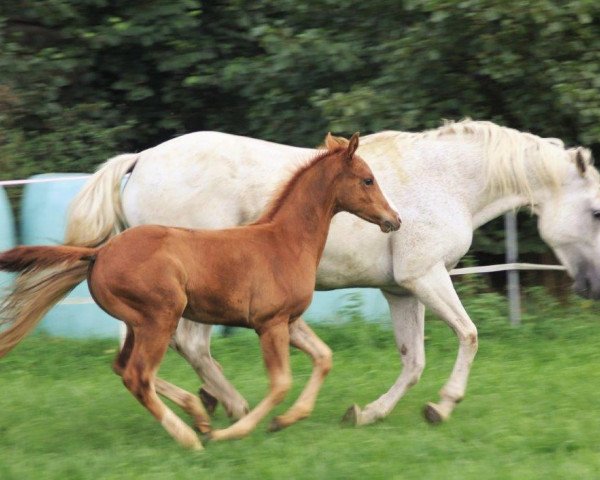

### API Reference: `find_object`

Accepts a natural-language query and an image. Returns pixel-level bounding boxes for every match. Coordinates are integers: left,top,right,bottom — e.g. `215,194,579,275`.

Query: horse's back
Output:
117,130,479,289
122,132,314,229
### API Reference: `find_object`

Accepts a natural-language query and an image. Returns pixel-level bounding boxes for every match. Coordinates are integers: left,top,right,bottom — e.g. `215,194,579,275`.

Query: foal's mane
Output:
252,146,346,224
392,119,594,203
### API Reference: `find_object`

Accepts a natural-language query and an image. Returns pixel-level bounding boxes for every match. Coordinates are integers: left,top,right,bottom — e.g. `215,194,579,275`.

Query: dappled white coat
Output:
66,120,600,424
123,130,487,286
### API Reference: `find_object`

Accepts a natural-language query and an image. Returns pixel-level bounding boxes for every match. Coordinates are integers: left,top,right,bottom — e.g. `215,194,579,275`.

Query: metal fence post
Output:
505,211,521,325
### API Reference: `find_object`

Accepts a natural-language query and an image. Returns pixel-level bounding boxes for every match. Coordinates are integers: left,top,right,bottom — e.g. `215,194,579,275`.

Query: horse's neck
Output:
266,160,339,260
471,194,530,229
400,137,548,229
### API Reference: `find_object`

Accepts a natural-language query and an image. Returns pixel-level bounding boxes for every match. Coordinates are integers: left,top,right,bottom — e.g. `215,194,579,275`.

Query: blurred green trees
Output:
1,0,598,260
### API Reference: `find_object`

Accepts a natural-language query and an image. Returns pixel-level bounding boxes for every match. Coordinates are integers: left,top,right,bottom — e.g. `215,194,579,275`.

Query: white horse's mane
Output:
364,119,594,203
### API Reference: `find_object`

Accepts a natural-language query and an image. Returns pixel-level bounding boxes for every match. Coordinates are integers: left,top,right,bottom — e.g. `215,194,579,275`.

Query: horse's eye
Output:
363,178,374,186
593,210,600,220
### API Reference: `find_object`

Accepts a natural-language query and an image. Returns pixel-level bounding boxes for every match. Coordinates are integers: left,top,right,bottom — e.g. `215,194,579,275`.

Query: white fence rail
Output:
1,176,568,327
0,175,91,187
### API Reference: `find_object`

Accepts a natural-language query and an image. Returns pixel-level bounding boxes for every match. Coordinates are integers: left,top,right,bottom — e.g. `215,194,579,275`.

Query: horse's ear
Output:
324,132,350,151
575,148,587,176
346,132,360,160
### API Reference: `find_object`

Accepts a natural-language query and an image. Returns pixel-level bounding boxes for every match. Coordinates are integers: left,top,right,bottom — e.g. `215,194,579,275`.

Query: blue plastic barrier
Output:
21,174,121,338
19,174,389,338
0,186,16,291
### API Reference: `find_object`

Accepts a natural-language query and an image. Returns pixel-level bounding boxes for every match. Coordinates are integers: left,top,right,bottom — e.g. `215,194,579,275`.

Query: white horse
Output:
65,120,599,426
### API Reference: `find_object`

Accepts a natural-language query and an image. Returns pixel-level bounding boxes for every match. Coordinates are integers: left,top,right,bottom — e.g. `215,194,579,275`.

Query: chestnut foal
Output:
0,133,400,450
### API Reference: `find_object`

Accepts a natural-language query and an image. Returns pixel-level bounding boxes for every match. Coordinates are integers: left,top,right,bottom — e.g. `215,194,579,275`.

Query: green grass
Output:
1,290,600,479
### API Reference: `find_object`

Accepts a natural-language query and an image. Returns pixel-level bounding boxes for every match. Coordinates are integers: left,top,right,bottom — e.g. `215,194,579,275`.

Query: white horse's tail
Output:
65,153,139,247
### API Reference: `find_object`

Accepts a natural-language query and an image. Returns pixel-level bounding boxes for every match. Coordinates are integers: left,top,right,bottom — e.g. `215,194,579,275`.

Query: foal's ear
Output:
324,132,349,150
346,132,360,160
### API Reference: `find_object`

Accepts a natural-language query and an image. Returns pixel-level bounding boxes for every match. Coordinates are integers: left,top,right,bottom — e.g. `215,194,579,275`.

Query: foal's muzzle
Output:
380,215,402,233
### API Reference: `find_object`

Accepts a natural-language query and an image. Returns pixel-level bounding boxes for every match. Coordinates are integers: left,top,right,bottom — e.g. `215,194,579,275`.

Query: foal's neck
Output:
256,155,341,260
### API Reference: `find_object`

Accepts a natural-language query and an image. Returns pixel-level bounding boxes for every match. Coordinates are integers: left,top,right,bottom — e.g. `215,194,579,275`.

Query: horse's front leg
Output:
170,318,250,419
342,293,425,426
268,318,333,431
406,262,478,423
208,318,292,441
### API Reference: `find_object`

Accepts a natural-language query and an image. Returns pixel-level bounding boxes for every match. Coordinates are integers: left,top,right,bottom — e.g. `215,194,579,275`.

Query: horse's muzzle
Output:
573,272,600,300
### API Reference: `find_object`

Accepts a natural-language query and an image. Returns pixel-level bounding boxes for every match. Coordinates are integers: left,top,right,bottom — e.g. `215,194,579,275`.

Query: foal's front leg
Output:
268,318,332,431
208,318,292,441
154,378,211,433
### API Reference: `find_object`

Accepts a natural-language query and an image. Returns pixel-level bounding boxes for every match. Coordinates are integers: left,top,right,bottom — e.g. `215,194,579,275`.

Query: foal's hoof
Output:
191,441,204,452
341,404,362,426
193,421,212,435
198,388,219,416
423,402,447,424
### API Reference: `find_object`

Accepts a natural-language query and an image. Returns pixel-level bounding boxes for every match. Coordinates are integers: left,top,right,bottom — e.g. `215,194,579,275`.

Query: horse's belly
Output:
316,213,395,289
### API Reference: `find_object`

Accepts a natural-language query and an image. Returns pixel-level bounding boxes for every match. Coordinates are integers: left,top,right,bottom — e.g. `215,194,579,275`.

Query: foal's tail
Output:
0,245,98,357
65,153,139,247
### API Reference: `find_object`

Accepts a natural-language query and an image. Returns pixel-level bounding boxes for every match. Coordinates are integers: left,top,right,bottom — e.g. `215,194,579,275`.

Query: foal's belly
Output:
182,291,313,329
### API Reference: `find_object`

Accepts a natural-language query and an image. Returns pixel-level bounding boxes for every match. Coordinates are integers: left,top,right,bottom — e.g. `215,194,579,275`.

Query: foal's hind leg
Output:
112,324,134,377
208,319,291,441
113,325,209,432
122,317,202,450
268,318,332,431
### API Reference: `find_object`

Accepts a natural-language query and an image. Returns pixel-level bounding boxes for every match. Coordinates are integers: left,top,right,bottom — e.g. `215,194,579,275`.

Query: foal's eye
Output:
593,210,600,220
363,178,374,186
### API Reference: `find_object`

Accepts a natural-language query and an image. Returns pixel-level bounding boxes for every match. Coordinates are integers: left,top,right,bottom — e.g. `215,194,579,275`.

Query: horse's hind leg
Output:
208,318,291,441
268,318,332,432
122,318,202,450
170,319,250,419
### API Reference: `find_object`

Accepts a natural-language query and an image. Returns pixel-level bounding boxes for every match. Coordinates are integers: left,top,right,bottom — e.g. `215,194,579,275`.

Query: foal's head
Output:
326,132,401,233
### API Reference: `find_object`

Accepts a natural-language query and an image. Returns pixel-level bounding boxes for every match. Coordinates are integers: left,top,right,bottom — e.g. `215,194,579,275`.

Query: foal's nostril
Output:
384,220,397,232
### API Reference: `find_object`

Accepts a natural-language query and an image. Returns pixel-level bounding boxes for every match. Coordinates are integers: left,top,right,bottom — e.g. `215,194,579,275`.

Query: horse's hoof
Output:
198,388,219,416
341,404,362,426
267,417,284,432
200,430,214,444
423,402,446,424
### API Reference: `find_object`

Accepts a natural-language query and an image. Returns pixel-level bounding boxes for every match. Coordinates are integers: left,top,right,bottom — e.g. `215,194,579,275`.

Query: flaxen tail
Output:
0,245,98,357
65,153,139,247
